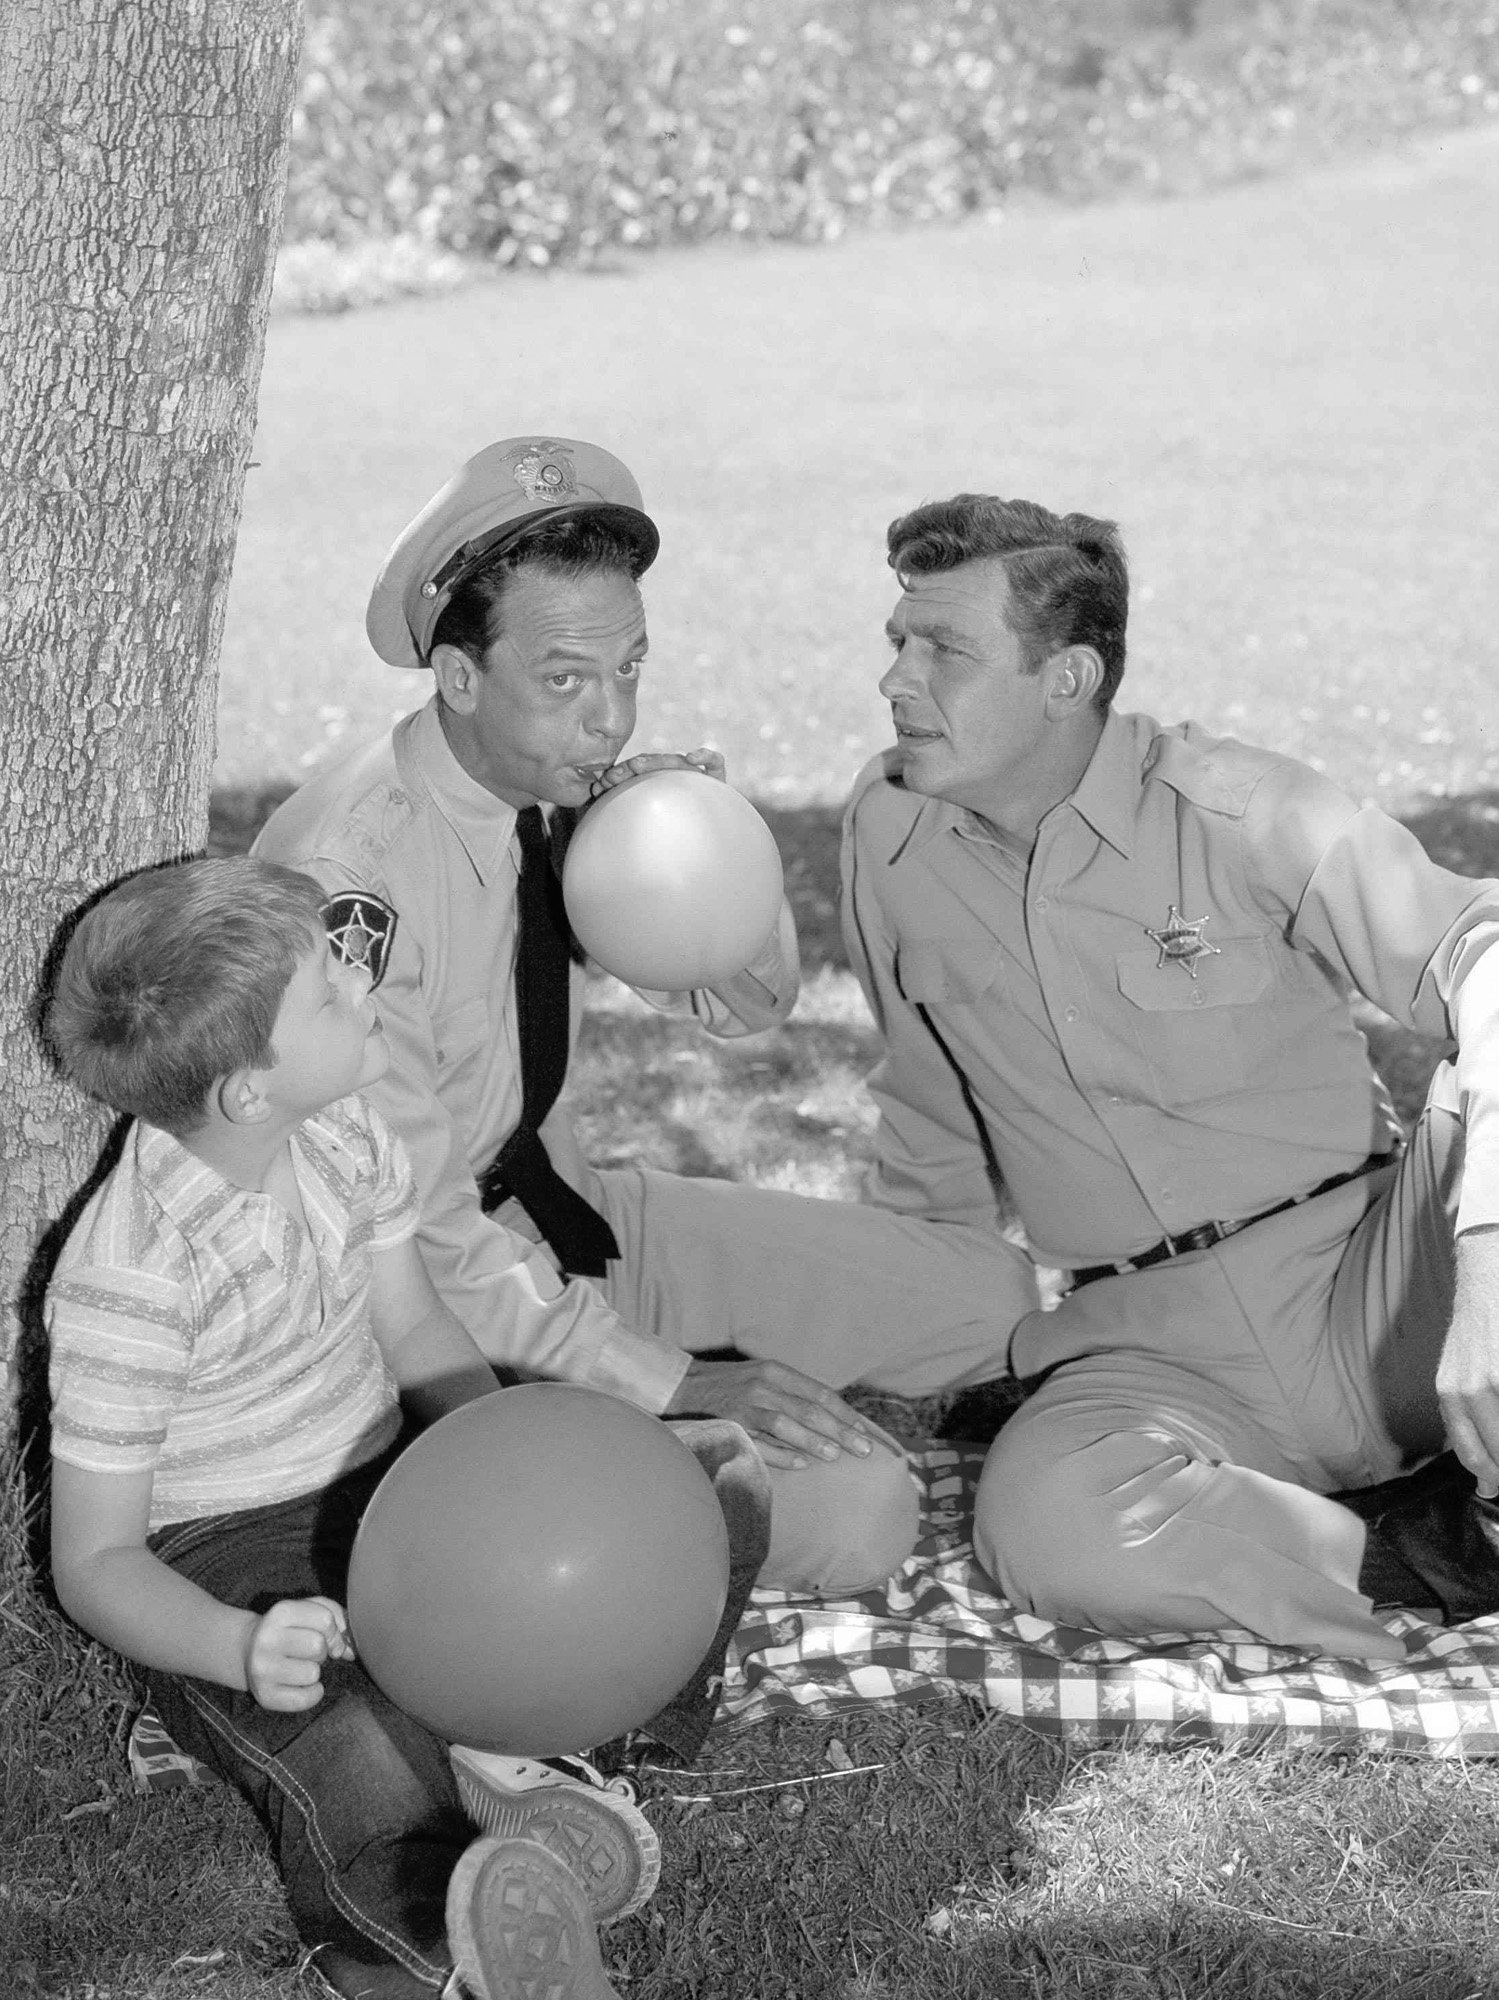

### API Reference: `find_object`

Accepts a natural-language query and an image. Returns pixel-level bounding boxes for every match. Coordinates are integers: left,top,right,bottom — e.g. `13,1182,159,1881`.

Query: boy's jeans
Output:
147,1417,770,1988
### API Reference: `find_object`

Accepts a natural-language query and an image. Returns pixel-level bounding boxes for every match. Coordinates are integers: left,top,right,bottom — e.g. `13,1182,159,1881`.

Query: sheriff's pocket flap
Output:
896,938,1006,1004
432,996,490,1067
1115,937,1272,1011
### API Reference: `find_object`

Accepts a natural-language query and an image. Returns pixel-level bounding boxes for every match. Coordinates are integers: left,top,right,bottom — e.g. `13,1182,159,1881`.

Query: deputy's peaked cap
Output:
366,436,660,667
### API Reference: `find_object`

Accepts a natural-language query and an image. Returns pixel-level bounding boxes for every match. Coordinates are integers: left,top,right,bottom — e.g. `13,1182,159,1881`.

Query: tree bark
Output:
0,0,304,1421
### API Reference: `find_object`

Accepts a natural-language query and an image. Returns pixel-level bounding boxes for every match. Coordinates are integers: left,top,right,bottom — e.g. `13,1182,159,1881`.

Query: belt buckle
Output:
1175,1221,1226,1256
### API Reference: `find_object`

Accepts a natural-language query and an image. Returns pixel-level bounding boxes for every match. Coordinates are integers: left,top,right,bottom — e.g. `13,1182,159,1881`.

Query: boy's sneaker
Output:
446,1836,621,2000
449,1746,660,1924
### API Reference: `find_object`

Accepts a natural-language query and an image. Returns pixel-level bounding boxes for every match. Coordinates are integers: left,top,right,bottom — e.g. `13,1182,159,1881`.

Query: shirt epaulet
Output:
1144,726,1280,819
332,779,422,880
257,724,426,885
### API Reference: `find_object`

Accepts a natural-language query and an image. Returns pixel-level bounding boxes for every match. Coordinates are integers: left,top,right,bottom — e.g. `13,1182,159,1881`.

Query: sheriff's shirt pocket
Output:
896,938,1008,1006
1114,937,1274,1102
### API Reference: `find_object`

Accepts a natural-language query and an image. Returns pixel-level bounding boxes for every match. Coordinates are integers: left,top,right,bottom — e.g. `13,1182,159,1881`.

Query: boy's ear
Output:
216,1068,273,1127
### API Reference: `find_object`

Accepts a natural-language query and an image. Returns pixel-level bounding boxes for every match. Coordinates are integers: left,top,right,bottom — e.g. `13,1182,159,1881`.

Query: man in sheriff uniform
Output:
832,489,1499,1658
253,435,931,1593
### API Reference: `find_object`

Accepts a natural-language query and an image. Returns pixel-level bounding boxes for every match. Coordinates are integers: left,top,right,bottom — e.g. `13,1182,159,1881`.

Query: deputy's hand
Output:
242,1596,355,1712
665,1357,892,1470
1435,1227,1499,1498
592,747,726,794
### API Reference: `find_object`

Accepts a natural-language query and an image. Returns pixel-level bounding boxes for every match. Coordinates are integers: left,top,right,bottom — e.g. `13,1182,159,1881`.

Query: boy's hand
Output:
243,1596,355,1712
591,748,726,794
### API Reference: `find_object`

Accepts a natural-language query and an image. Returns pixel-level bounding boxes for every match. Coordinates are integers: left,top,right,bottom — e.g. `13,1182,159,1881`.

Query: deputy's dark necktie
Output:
476,805,620,1277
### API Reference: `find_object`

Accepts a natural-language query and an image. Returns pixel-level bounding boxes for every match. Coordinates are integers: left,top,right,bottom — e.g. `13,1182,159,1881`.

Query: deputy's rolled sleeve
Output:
633,897,801,1036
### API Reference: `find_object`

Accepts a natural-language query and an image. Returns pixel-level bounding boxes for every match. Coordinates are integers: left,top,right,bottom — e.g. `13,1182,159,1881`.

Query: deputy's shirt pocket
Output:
431,995,492,1093
896,938,1007,1006
1114,936,1273,1101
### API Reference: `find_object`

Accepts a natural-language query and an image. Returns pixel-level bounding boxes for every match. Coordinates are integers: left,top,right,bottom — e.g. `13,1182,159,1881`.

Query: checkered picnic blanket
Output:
719,1445,1499,1757
128,1443,1499,1792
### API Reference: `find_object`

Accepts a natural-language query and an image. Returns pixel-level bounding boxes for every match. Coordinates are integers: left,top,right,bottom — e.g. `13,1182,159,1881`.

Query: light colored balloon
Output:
562,769,784,989
347,1384,731,1757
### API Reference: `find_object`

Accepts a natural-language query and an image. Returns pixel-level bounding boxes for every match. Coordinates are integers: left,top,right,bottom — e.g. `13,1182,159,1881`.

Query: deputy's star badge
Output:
322,893,398,990
508,439,578,506
1144,904,1220,978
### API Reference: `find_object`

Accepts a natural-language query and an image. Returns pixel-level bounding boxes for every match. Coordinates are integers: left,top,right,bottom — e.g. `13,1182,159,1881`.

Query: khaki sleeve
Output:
274,849,690,1413
1450,923,1499,1236
629,896,801,1037
839,790,1004,1225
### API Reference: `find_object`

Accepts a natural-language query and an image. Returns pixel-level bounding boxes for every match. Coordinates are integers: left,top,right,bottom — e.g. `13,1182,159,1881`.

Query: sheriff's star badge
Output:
1144,904,1220,978
322,892,399,990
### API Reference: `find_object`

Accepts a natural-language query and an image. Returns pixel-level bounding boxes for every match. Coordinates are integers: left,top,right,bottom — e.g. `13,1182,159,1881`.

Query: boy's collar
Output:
135,1115,307,1215
135,1119,244,1219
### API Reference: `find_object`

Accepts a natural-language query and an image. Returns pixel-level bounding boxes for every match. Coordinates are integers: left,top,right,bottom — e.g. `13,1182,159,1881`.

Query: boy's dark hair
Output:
887,495,1129,711
48,857,327,1134
429,512,650,666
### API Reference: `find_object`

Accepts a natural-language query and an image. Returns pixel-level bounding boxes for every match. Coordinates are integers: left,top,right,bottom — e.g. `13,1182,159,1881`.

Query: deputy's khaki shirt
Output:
254,698,799,1410
841,710,1499,1269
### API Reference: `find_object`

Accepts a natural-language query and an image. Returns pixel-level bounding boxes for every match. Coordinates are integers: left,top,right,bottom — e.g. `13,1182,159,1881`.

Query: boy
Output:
45,857,764,2000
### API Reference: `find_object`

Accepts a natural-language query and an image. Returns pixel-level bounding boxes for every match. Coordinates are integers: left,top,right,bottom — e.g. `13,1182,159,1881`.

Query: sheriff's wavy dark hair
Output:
887,495,1129,710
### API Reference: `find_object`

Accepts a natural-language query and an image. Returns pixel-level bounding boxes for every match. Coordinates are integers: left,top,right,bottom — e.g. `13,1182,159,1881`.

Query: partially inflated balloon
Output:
346,1385,730,1756
562,769,784,989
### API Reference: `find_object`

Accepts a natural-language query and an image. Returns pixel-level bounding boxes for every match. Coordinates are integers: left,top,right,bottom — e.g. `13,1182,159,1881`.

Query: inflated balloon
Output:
562,769,784,990
346,1385,731,1756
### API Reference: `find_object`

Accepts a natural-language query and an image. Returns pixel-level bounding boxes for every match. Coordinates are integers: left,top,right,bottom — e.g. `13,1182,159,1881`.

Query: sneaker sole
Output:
451,1748,661,1924
447,1836,620,2000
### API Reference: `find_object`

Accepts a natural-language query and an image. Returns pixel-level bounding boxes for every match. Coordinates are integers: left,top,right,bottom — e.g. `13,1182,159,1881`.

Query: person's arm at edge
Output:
1250,767,1499,1489
1433,931,1499,1492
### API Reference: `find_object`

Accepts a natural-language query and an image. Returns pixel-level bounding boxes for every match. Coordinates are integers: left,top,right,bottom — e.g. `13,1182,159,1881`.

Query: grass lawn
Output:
9,116,1499,2000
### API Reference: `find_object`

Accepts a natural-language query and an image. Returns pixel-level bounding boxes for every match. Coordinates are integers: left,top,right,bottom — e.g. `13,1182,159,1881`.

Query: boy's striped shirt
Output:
47,1096,416,1529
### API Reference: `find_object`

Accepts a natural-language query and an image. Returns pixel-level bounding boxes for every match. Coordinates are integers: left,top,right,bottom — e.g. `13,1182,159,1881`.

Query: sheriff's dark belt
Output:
1065,1149,1399,1293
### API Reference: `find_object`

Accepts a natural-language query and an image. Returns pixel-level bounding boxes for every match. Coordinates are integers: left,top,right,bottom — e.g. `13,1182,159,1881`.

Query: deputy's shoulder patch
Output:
322,892,398,989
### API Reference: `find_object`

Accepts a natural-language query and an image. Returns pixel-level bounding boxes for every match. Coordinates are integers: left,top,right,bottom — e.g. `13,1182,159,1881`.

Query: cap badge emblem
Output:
508,440,578,506
322,892,398,990
1144,905,1220,978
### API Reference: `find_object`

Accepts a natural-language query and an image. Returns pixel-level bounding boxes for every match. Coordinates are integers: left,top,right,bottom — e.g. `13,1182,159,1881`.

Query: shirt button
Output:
1191,990,1205,1007
1160,1188,1174,1202
1063,1004,1080,1023
1034,897,1049,914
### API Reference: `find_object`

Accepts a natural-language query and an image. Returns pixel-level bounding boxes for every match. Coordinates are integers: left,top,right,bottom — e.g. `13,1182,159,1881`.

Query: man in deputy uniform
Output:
835,489,1499,1659
253,435,931,1595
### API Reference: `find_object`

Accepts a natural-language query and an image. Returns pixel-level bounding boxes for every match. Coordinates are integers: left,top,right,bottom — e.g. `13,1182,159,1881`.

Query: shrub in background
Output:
284,0,1499,271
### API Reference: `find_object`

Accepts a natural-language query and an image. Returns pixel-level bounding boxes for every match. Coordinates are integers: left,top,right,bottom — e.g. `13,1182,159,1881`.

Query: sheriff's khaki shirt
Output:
842,711,1499,1269
254,698,799,1411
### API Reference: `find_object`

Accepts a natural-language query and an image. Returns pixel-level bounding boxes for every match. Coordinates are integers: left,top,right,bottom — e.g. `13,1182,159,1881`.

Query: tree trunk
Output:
0,0,304,1422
